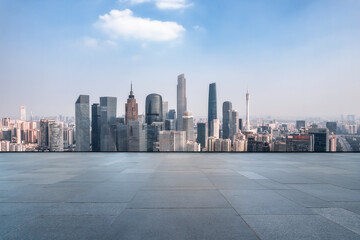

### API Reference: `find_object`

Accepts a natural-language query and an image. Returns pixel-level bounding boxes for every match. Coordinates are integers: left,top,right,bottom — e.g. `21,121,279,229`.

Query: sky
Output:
0,0,360,120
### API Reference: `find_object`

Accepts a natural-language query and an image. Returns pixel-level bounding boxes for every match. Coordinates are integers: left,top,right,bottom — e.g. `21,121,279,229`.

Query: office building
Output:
147,122,164,151
116,123,127,151
222,101,233,139
125,83,138,124
49,122,64,152
239,118,243,131
75,95,90,151
232,110,239,135
308,128,329,152
20,106,26,121
127,121,147,151
326,122,337,134
196,122,208,150
221,139,231,152
165,119,176,130
182,111,194,141
168,109,176,120
91,103,101,151
177,74,187,131
100,97,117,151
159,130,186,151
39,119,55,148
329,134,337,152
145,94,163,125
245,90,250,130
210,119,220,138
296,120,306,130
286,134,314,152
186,141,201,152
208,83,217,136
162,101,168,120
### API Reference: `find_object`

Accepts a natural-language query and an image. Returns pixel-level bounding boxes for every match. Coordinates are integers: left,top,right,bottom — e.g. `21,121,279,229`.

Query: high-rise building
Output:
165,119,176,130
91,103,101,151
162,101,168,120
186,141,201,152
75,95,90,151
159,130,186,151
329,134,337,152
39,119,55,148
222,101,233,139
221,139,231,152
2,118,10,127
49,122,64,152
210,119,220,138
100,97,117,151
286,134,314,152
176,74,187,131
125,83,138,124
239,118,243,131
145,94,163,125
182,111,194,141
208,83,217,136
196,122,208,150
127,121,147,151
116,123,127,151
326,122,337,134
168,109,176,120
232,110,239,135
296,120,306,130
147,122,164,151
20,106,26,121
245,90,250,130
308,128,329,152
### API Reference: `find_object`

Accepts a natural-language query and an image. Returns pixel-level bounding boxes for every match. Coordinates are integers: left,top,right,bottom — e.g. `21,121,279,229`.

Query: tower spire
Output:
129,82,134,98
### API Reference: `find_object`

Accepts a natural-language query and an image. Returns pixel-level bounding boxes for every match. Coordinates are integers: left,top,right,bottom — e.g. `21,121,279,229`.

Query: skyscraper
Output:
208,83,217,136
100,97,117,151
75,95,90,151
147,122,164,151
326,122,337,134
39,119,55,148
125,83,138,124
20,106,26,121
308,128,329,152
245,90,250,130
296,120,306,130
145,94,163,125
127,121,147,151
210,119,220,139
159,130,186,151
222,101,233,139
176,74,187,131
196,122,208,150
49,122,64,152
116,123,127,151
239,118,243,131
182,111,194,141
162,101,169,120
232,110,239,137
91,103,101,151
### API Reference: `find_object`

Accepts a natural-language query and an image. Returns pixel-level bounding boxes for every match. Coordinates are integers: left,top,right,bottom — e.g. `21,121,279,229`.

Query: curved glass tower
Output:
208,83,217,136
145,94,163,125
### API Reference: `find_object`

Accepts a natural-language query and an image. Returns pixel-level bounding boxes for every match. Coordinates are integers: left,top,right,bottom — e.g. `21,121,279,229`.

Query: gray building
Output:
127,121,147,152
91,103,101,151
159,130,186,151
308,128,329,152
168,109,176,120
39,119,55,148
239,118,243,131
196,122,208,150
165,119,176,130
116,123,127,151
232,110,239,136
176,74,187,131
162,101,168,120
182,111,194,141
286,134,314,152
296,120,306,130
326,122,337,134
208,83,217,136
100,97,117,151
147,122,164,151
222,101,233,139
49,122,64,152
145,94,163,125
75,95,90,151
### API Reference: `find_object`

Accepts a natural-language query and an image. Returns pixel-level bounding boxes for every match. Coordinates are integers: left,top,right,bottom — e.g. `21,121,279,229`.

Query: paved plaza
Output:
0,153,360,240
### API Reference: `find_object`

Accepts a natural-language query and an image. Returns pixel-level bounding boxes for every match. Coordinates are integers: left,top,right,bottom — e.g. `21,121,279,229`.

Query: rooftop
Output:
0,153,360,240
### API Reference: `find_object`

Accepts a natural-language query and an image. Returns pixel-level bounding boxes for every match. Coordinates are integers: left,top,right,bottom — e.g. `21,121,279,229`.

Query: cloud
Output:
83,37,98,47
124,0,193,10
96,9,185,41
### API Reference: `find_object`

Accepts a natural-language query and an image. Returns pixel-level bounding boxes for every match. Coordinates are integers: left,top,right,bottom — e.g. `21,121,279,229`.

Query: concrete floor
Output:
0,153,360,240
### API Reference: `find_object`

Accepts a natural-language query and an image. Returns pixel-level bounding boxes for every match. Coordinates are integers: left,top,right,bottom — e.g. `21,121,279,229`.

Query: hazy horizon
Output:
1,0,359,119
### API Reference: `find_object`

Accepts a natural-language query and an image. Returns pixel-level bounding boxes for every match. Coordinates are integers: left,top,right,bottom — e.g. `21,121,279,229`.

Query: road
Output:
337,135,353,152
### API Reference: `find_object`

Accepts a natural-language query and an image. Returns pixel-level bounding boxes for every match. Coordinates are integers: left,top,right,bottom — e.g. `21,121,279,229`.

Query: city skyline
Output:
1,0,360,119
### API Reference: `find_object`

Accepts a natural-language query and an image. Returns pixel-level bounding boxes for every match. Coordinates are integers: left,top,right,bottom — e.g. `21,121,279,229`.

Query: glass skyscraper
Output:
91,103,101,152
75,95,90,151
208,83,217,136
176,74,187,131
100,97,117,151
222,101,233,139
145,94,163,125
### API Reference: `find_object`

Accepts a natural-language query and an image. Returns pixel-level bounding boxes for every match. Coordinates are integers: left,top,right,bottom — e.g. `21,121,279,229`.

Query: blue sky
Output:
0,0,359,119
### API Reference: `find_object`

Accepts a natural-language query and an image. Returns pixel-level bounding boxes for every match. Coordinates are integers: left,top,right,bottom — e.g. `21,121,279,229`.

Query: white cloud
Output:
96,9,185,42
83,37,98,47
124,0,193,10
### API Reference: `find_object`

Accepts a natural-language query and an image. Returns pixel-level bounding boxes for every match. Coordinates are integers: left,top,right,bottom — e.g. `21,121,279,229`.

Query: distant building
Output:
91,103,101,151
39,119,55,149
125,83,138,124
159,130,186,151
207,137,216,152
210,119,220,138
232,110,239,136
177,74,187,131
147,122,164,151
127,121,147,152
329,134,337,152
247,136,270,152
273,141,286,152
182,111,194,141
49,122,64,152
222,101,233,139
146,94,163,125
239,118,243,131
208,83,217,136
162,101,168,120
196,122,208,151
186,141,201,152
296,120,306,130
221,139,231,152
165,119,176,130
2,118,10,127
326,122,337,134
116,123,127,151
20,106,26,121
168,109,176,120
286,134,314,152
308,128,329,152
100,97,117,151
245,90,250,130
75,95,90,151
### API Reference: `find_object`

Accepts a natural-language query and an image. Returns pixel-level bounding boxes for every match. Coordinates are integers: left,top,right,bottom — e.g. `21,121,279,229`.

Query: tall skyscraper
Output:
39,119,55,148
176,74,187,131
159,130,186,151
222,101,233,139
91,103,101,151
208,83,217,136
127,121,147,151
308,128,329,152
210,119,220,138
75,95,90,151
168,109,176,119
100,97,117,151
196,122,208,150
296,120,306,130
49,122,64,152
239,119,243,131
20,106,26,121
116,123,128,151
245,90,250,130
232,110,239,136
162,101,168,120
145,94,163,125
182,111,194,141
125,83,138,124
147,122,164,151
